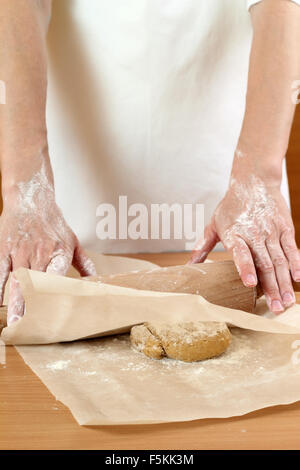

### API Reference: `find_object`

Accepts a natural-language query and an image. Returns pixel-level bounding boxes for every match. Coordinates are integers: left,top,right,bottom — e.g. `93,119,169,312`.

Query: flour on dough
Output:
130,321,232,362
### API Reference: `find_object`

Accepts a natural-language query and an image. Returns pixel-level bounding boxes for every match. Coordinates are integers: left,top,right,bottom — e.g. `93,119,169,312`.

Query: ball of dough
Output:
130,321,231,362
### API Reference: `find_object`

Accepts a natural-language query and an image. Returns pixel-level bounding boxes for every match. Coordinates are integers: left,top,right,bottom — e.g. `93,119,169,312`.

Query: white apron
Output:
46,0,290,253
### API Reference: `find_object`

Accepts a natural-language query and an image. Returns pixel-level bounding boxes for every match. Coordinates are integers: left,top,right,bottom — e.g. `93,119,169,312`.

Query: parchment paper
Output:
15,328,300,425
2,252,300,425
1,261,300,345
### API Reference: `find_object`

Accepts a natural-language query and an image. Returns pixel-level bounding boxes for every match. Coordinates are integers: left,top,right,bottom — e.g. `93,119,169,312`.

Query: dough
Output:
130,321,232,362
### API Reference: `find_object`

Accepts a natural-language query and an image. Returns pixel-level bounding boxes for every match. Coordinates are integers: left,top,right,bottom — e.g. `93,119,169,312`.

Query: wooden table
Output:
1,251,300,450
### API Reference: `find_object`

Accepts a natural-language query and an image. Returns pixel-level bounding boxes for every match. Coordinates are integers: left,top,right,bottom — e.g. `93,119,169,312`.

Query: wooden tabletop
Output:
1,251,300,450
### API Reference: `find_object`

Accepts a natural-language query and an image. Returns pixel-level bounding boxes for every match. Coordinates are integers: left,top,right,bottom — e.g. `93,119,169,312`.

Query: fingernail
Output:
7,314,21,326
271,300,284,313
282,292,295,306
187,255,201,265
245,274,256,286
189,252,207,265
294,270,300,281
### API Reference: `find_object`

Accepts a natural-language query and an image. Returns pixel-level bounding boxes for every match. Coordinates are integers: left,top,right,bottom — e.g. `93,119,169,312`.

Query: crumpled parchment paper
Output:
1,251,300,425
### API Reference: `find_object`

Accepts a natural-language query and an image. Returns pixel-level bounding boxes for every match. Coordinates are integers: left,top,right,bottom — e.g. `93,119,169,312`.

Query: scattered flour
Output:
46,360,71,371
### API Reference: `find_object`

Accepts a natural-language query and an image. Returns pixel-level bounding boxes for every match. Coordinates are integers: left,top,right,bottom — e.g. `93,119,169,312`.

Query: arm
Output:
190,0,300,313
0,0,96,325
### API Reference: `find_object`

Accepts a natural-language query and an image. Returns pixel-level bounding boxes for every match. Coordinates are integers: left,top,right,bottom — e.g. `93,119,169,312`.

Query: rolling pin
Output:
0,260,261,331
89,260,260,313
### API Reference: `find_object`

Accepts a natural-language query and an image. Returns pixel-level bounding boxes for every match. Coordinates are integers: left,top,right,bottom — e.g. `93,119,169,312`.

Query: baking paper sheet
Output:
2,252,300,425
15,328,300,425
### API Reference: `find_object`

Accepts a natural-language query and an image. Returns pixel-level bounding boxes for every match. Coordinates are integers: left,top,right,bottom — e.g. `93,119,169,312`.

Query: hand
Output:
0,169,96,326
189,175,300,314
0,1,95,327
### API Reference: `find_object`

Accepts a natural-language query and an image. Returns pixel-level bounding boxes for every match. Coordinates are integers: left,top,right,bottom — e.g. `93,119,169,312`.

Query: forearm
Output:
0,0,95,318
192,0,300,311
0,0,53,196
231,0,300,186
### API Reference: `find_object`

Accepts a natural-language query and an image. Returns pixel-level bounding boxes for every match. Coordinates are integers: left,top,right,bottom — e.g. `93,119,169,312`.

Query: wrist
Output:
2,180,55,209
1,158,55,208
1,142,54,192
230,145,283,189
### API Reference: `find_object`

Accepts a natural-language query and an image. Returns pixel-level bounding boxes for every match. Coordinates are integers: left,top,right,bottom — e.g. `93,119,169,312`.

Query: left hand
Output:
0,175,97,326
189,175,300,313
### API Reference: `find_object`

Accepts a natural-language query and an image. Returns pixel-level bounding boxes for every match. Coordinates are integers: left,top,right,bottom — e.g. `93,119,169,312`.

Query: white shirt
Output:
46,0,298,254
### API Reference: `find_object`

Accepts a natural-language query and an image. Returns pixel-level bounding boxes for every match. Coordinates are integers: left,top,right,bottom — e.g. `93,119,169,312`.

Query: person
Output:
1,0,300,326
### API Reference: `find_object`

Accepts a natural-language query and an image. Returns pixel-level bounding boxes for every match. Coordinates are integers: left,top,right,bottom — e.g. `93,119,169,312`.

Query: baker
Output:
1,0,300,325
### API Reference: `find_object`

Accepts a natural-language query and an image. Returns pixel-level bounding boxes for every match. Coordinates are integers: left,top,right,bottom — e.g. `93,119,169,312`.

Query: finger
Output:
189,221,219,264
72,245,97,276
29,242,53,272
11,253,31,271
252,244,284,314
8,254,30,324
280,229,300,282
7,273,26,326
266,236,295,308
30,259,49,272
230,237,257,287
46,252,72,276
0,255,11,306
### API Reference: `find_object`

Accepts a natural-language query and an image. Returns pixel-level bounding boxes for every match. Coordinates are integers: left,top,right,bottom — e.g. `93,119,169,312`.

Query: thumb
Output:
188,219,219,264
72,244,97,277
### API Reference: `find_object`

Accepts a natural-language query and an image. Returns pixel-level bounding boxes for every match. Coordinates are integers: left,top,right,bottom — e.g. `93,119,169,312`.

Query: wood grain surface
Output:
1,251,300,450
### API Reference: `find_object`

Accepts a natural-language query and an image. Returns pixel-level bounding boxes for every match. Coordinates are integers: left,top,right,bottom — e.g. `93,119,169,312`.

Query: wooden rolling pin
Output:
0,260,260,331
89,260,259,313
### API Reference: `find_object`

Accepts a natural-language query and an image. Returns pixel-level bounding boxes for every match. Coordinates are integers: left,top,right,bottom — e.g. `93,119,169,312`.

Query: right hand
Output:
0,169,96,326
190,174,300,313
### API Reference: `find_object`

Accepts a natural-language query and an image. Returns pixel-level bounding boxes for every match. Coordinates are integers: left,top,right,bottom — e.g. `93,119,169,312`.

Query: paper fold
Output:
1,265,300,345
2,252,300,426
